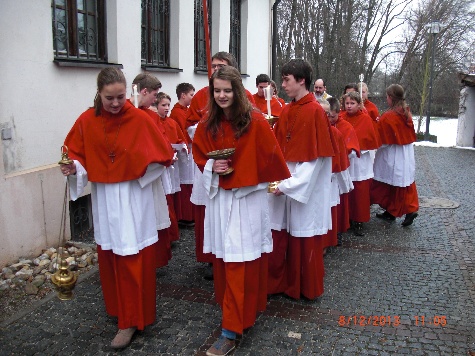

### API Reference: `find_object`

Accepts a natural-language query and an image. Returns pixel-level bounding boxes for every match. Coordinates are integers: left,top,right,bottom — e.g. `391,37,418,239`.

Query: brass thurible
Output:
51,255,78,300
58,145,73,165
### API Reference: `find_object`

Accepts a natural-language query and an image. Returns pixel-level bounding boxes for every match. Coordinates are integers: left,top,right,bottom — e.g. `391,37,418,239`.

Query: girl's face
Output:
156,98,171,118
99,82,127,114
344,97,359,114
213,78,234,116
386,94,393,107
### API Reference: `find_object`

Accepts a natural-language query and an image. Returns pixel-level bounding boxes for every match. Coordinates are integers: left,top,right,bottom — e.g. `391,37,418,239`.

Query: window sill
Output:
195,69,250,78
142,66,183,73
54,59,123,69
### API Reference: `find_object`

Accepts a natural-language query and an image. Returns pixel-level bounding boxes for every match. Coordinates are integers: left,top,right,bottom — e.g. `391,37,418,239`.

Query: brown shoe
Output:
206,335,236,356
110,327,136,349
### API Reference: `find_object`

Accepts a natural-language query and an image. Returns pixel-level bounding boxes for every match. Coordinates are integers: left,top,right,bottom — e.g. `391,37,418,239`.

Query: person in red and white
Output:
267,59,337,300
170,83,196,226
60,68,173,349
371,84,419,227
192,66,290,356
340,91,380,236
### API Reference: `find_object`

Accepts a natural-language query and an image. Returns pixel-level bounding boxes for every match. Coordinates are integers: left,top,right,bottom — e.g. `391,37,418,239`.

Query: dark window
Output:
141,0,170,67
69,194,94,244
229,0,241,68
52,0,106,61
194,0,212,71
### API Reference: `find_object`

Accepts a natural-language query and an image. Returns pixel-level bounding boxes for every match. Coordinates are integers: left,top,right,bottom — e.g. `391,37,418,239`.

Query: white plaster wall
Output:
0,0,273,267
456,86,475,147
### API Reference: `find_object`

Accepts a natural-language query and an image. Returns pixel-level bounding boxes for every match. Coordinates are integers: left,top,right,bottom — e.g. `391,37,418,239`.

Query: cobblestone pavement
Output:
0,146,474,355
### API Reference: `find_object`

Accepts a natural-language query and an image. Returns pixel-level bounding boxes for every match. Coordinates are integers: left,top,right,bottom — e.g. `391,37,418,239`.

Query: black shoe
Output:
376,211,396,221
337,233,343,246
353,222,364,236
204,263,214,280
401,212,418,227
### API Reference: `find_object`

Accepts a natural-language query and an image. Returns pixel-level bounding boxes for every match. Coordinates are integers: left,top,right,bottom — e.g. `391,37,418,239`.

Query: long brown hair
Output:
206,66,254,139
386,84,412,121
93,67,127,116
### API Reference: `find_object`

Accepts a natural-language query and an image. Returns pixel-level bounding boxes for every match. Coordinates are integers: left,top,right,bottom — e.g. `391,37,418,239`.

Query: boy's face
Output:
141,88,159,108
257,82,270,97
281,74,303,99
156,98,171,118
182,90,195,107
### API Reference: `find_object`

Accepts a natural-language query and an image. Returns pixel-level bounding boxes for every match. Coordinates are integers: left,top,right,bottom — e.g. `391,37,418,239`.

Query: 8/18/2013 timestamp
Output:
338,315,447,327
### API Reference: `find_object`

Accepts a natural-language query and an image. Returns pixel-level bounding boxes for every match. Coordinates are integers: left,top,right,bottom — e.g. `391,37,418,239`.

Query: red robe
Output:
342,110,380,222
193,110,290,334
170,102,194,222
322,127,351,248
252,93,285,117
371,109,419,216
186,85,256,263
270,92,336,300
65,101,174,330
333,118,359,232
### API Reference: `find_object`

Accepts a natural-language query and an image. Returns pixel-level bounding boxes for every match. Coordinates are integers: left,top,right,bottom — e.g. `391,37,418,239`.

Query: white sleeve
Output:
68,160,88,201
202,159,220,199
137,163,166,188
278,158,327,204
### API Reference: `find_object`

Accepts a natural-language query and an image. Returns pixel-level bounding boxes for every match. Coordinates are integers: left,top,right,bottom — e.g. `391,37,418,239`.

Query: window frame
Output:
194,0,212,73
229,0,241,70
52,0,107,63
141,0,172,69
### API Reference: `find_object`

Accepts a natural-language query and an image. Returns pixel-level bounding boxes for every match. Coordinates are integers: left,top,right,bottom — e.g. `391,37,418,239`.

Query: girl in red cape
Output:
371,84,419,226
192,66,290,356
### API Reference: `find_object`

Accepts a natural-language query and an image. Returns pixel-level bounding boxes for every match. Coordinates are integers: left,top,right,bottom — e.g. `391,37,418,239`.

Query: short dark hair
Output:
212,51,239,69
327,97,340,113
256,74,271,86
176,83,195,100
343,83,358,94
132,73,162,92
281,59,313,91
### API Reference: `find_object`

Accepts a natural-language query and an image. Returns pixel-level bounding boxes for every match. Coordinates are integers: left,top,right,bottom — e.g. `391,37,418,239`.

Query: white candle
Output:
133,84,139,108
264,85,272,118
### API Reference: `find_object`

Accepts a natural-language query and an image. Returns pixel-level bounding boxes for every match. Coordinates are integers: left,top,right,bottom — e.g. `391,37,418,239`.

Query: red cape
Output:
341,110,380,150
170,102,192,143
64,100,173,183
273,93,335,162
252,93,285,117
378,109,417,145
334,117,361,157
331,126,350,173
364,100,380,121
192,111,290,189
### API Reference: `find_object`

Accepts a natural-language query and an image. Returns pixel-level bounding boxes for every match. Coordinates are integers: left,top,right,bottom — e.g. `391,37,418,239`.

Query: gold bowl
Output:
207,148,235,175
266,115,278,126
207,148,236,160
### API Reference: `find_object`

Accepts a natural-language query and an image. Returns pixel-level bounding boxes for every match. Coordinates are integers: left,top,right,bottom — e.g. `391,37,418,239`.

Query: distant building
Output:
0,0,277,266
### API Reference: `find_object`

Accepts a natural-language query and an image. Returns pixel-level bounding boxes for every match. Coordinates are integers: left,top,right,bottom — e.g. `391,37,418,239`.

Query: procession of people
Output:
59,53,419,355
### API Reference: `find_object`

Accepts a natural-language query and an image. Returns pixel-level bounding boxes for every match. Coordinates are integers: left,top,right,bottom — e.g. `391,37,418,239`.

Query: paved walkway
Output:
0,146,474,355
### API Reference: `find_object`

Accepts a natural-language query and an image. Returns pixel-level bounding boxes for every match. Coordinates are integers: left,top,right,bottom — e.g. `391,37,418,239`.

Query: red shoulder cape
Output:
273,93,335,162
170,102,192,143
330,126,350,173
334,117,361,157
64,100,173,183
192,111,290,189
341,110,380,150
252,93,285,117
378,109,417,145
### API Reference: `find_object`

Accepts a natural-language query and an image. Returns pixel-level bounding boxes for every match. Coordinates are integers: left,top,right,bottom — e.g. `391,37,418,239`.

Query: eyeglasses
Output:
211,64,226,69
